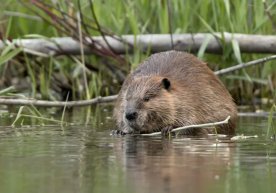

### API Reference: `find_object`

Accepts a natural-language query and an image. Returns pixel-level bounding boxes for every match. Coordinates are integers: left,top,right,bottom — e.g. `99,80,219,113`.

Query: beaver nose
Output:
125,112,138,121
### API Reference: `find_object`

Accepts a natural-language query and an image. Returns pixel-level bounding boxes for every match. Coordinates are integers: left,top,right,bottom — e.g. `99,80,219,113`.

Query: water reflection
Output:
0,107,276,193
109,136,234,193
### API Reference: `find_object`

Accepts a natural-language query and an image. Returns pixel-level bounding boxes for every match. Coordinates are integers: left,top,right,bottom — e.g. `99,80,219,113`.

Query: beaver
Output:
113,51,237,135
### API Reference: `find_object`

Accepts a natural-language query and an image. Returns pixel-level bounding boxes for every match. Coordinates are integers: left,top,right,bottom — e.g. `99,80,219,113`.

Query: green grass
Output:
11,105,67,127
0,0,275,106
267,104,276,139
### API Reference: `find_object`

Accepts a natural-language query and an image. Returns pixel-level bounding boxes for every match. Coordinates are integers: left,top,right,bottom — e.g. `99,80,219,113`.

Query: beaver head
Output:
122,76,176,134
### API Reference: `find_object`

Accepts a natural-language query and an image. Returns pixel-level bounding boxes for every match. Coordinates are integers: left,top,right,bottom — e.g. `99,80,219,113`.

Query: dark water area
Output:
0,105,276,193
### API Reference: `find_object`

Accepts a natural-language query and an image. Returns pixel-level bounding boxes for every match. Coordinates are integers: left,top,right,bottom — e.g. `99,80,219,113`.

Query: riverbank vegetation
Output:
0,0,275,112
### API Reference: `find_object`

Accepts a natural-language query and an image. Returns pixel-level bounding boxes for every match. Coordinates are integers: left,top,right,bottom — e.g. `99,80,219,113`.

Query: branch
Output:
215,55,276,75
0,95,117,107
140,116,231,136
2,33,276,56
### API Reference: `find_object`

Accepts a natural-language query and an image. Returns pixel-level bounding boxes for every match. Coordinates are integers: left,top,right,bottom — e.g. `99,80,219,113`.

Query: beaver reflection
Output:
118,136,234,193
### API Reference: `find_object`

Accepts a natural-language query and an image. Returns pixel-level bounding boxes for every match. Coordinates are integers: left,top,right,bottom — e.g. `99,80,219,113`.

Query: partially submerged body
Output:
113,51,237,135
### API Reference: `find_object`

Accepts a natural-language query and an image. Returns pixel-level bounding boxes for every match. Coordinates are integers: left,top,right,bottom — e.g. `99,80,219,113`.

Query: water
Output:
0,106,276,193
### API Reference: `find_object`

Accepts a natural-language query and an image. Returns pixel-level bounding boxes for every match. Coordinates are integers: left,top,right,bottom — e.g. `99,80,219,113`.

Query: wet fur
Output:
113,51,237,135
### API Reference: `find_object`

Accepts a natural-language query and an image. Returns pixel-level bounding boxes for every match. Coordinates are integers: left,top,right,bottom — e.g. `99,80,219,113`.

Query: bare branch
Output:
140,116,231,136
2,33,276,56
0,95,118,107
215,55,276,75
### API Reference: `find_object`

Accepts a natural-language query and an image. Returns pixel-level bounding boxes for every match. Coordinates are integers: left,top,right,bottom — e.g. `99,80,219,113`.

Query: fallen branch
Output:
0,95,117,107
140,116,231,136
2,33,276,56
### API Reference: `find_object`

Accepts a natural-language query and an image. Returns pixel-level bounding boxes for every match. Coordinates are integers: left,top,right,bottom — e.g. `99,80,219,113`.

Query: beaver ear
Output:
161,78,171,90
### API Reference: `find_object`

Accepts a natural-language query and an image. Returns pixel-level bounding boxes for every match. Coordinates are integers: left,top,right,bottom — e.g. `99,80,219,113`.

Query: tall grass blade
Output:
223,0,230,18
231,39,242,63
23,51,36,97
267,105,276,139
5,17,13,39
198,15,216,34
0,86,15,96
11,106,25,127
197,34,212,58
61,92,69,126
0,47,22,66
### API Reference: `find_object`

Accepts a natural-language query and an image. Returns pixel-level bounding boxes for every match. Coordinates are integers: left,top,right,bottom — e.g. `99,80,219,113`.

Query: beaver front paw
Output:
161,126,174,136
110,129,127,136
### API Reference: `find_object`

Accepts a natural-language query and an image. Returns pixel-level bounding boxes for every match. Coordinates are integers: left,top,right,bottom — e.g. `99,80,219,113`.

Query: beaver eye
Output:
143,96,150,102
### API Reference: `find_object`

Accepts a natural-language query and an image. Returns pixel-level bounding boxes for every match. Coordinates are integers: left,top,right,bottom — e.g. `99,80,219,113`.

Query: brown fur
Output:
113,51,237,135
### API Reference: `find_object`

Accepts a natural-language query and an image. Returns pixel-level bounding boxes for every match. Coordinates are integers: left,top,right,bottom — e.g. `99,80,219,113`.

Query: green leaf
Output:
0,47,22,66
198,15,215,33
267,104,276,139
223,0,230,18
0,86,15,96
231,39,242,63
11,106,25,127
197,34,212,58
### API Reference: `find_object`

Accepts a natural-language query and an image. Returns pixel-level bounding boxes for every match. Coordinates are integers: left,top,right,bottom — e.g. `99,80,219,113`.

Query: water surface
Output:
0,106,275,193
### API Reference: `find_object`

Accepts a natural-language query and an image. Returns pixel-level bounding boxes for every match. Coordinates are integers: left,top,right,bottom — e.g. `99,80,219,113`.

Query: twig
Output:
87,0,127,64
38,0,130,47
0,95,118,107
215,55,276,75
140,116,230,136
26,0,127,65
230,134,258,141
88,0,113,53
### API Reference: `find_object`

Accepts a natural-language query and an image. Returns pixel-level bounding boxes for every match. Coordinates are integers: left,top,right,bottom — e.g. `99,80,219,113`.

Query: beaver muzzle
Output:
124,109,142,132
125,111,138,121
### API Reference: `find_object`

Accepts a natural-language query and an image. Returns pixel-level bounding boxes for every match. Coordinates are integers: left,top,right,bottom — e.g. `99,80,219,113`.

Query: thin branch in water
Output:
230,134,258,141
140,116,231,136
